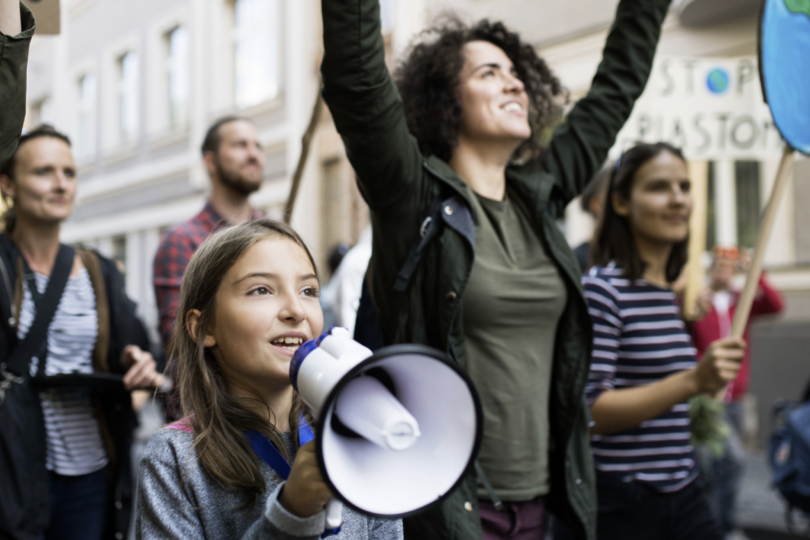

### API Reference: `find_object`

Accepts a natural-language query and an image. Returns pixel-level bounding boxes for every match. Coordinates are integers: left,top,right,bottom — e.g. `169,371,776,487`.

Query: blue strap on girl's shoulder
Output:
243,416,314,480
299,420,315,446
243,429,294,479
244,418,338,538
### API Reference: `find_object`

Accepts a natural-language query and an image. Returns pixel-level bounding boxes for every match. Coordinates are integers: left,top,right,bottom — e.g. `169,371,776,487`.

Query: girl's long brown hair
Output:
169,219,317,505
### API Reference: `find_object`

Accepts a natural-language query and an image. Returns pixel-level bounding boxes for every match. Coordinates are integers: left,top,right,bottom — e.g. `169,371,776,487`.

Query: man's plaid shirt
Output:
153,202,263,347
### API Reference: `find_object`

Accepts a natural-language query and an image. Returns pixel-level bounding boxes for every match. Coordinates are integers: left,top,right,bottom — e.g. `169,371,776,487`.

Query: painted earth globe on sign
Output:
760,0,810,155
706,69,730,93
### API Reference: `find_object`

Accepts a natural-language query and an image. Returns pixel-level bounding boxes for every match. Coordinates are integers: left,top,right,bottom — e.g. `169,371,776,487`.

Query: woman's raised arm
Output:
543,0,672,216
0,1,35,165
320,0,424,214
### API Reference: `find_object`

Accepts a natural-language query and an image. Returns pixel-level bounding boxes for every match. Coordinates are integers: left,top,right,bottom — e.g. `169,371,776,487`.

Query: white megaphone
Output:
290,327,482,532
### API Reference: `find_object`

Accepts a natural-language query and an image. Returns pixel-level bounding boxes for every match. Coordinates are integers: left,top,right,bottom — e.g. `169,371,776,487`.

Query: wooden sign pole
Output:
684,160,709,320
729,146,793,337
716,145,793,399
283,89,324,225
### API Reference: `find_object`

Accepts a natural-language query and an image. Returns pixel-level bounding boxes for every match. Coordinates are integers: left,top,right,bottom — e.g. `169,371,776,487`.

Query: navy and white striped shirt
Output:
583,263,697,492
19,267,108,476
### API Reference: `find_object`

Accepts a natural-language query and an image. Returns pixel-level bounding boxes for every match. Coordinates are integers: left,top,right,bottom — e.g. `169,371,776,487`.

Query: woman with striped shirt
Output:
582,142,746,540
0,126,163,540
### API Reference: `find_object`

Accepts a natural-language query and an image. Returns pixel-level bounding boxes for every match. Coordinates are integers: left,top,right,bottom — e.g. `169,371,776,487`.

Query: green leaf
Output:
689,394,731,458
785,0,810,19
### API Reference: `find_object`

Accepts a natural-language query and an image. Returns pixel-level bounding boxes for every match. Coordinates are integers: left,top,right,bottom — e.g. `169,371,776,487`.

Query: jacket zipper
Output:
423,162,507,517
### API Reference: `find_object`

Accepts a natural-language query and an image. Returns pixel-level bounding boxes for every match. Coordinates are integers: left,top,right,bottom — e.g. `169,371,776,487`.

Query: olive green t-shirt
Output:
463,187,567,501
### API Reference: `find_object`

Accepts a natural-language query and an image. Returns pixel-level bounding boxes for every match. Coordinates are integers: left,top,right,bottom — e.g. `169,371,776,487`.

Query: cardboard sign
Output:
613,56,782,160
23,0,60,35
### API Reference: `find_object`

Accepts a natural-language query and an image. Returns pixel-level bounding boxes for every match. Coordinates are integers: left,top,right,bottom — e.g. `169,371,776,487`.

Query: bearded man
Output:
153,116,265,360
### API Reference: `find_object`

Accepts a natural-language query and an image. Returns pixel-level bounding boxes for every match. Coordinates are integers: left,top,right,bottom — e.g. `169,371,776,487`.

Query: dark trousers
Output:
43,468,108,540
479,497,547,540
595,474,721,540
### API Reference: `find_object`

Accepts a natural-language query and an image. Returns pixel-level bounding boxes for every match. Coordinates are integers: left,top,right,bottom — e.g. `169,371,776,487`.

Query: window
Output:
28,97,54,128
118,51,139,144
706,160,762,250
735,161,761,248
166,26,189,130
76,73,97,160
232,0,279,109
112,235,127,272
321,158,347,256
706,161,717,250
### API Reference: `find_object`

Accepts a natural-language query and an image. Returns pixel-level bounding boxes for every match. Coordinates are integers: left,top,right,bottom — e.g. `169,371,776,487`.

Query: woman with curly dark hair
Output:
320,1,672,539
395,17,563,165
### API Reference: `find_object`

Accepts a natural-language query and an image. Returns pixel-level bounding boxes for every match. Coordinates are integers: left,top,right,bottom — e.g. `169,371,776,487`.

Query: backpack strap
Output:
0,235,19,338
393,196,445,293
77,249,110,373
355,194,447,350
0,252,13,332
0,244,75,404
13,257,23,333
22,259,50,378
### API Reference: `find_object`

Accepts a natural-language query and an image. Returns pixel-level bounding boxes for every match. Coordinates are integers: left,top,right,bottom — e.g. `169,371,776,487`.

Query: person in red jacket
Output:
691,245,784,539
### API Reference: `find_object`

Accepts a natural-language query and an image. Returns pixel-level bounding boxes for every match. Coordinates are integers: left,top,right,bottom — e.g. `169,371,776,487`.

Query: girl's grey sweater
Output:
136,428,403,540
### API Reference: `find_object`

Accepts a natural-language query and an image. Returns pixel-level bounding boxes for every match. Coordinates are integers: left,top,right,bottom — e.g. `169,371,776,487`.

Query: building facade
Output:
22,0,808,442
24,0,351,344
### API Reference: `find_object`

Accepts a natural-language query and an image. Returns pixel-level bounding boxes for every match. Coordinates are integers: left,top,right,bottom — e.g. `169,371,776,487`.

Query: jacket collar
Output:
423,155,473,206
424,154,552,222
422,157,476,250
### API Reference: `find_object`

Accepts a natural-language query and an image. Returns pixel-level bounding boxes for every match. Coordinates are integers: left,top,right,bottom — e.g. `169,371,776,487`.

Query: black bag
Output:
769,398,810,536
0,244,75,540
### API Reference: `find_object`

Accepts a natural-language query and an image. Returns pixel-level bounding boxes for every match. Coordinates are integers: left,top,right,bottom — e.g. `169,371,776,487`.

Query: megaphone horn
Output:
290,327,483,529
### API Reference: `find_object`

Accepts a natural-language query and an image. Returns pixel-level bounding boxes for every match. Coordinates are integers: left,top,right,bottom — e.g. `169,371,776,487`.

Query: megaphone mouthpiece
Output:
335,375,421,452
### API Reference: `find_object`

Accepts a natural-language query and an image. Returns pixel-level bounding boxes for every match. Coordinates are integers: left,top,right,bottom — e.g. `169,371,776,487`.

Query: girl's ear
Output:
612,191,630,218
186,309,216,348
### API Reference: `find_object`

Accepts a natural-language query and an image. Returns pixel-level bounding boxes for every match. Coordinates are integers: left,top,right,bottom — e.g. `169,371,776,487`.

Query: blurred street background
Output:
13,0,810,537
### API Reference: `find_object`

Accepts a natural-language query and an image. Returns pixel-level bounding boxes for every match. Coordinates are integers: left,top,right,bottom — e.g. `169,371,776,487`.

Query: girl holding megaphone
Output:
135,219,402,539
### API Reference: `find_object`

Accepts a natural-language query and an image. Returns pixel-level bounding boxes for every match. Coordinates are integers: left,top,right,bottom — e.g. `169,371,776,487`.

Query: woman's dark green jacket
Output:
320,0,671,538
0,2,34,166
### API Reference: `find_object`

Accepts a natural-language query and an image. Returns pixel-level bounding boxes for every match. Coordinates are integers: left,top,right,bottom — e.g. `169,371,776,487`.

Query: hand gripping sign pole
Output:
718,0,810,399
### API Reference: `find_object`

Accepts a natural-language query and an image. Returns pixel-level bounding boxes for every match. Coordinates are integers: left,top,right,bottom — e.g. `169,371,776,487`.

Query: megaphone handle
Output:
325,499,343,531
